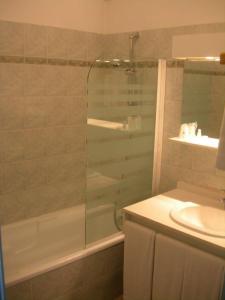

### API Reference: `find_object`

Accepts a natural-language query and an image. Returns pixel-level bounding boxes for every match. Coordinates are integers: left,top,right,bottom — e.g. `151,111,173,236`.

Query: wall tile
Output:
2,130,25,162
46,153,85,185
23,159,47,190
6,280,32,300
24,96,49,128
24,65,48,96
47,27,70,59
67,66,88,96
32,268,64,300
67,30,88,60
46,66,68,96
17,184,60,219
0,20,24,56
47,96,72,126
67,96,87,125
0,96,24,130
87,33,104,61
103,33,129,60
23,129,47,159
0,164,3,195
0,63,24,96
136,29,172,59
2,161,27,193
165,67,184,102
25,24,47,58
191,148,217,173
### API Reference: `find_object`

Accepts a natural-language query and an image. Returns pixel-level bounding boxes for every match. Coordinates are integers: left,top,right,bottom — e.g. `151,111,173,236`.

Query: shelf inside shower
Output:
170,136,219,149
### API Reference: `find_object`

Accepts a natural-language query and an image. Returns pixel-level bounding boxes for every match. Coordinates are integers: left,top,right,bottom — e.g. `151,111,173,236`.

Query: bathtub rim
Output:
5,232,124,288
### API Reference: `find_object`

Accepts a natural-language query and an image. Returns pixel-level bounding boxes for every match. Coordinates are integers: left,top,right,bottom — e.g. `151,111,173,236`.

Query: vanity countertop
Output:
123,186,225,259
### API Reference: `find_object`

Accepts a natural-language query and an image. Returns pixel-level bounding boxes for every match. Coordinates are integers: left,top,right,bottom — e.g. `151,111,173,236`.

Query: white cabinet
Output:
123,220,225,300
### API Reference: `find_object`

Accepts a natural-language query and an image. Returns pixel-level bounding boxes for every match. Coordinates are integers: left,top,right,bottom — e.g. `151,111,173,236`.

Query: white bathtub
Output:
2,204,124,287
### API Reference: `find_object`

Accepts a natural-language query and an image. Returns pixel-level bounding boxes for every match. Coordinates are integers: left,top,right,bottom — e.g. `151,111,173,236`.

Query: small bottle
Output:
197,129,202,137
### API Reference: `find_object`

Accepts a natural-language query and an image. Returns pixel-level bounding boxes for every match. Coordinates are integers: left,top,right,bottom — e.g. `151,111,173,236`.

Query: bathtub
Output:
2,204,124,287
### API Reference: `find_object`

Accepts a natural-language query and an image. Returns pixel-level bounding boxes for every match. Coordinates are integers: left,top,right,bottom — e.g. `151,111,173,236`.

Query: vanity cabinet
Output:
123,220,225,300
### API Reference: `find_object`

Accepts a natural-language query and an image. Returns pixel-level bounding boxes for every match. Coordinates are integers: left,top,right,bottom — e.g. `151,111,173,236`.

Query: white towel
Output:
181,246,225,300
216,107,225,170
123,220,155,300
152,234,186,300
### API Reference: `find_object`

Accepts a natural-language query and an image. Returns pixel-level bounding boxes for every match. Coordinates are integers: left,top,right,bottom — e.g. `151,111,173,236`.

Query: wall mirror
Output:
181,60,225,139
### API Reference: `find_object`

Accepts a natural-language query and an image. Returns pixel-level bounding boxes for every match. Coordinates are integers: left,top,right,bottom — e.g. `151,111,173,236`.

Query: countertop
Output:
123,187,225,259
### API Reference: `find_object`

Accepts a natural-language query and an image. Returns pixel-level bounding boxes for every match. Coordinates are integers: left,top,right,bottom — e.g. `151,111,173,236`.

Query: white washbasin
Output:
170,202,225,238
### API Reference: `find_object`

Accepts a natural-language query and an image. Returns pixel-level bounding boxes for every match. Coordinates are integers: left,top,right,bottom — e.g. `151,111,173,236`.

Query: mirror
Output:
181,60,225,139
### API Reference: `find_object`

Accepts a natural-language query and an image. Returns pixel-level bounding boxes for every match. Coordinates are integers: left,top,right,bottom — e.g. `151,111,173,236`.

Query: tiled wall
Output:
103,22,225,59
0,20,104,225
160,64,225,193
6,243,123,300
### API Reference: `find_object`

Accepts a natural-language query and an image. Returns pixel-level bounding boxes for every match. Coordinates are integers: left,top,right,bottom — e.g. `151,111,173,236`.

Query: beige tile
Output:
23,128,47,159
0,63,24,96
6,280,32,300
67,30,88,60
25,24,47,57
163,100,182,137
24,64,48,96
0,189,36,224
0,164,3,195
136,29,172,59
47,96,71,126
23,159,48,190
67,96,87,125
2,161,27,193
45,127,70,156
87,33,104,61
103,33,129,60
0,20,24,56
165,67,184,102
46,153,85,185
0,96,24,130
191,148,217,174
67,66,88,96
18,183,60,218
24,96,49,128
60,259,85,292
159,163,180,193
2,130,25,162
47,26,70,59
0,131,5,163
46,66,68,96
58,177,86,207
32,268,65,300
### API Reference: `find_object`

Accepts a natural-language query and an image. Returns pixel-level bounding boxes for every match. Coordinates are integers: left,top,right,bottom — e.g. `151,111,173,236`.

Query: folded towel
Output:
152,234,186,300
123,220,155,300
181,246,225,300
216,108,225,170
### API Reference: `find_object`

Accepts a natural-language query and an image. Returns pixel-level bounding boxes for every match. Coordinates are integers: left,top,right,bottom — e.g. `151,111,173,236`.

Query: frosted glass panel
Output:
86,61,158,244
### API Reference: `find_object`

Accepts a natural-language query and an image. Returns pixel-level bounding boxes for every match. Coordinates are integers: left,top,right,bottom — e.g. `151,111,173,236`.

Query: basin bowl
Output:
170,202,225,238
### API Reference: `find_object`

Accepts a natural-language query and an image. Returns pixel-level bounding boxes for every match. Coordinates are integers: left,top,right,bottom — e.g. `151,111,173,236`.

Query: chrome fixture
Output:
126,32,140,75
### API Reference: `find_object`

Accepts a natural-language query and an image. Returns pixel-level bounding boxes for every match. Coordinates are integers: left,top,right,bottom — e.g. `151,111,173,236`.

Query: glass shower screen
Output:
86,60,158,244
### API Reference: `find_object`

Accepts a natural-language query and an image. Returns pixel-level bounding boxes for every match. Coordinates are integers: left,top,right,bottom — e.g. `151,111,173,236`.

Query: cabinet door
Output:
152,234,186,300
181,245,225,300
152,234,225,300
123,220,155,300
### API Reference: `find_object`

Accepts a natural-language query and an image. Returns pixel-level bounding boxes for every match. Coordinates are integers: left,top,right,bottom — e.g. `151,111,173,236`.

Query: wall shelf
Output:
169,136,219,150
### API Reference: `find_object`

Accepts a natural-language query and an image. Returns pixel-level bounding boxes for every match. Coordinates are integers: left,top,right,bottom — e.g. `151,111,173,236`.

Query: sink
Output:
170,202,225,238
